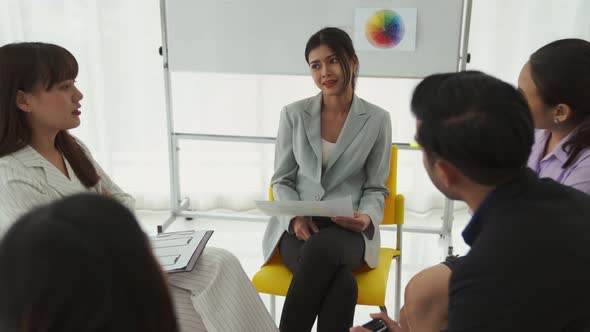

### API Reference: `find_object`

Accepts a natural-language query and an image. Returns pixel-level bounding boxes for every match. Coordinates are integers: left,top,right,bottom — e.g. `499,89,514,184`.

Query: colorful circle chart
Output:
365,9,405,49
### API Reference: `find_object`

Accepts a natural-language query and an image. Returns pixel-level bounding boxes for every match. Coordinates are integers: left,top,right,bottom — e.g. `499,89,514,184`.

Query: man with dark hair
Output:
352,71,590,332
412,71,535,187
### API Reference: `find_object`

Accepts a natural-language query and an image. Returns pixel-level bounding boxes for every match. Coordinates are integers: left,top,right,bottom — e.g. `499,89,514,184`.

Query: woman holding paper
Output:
0,42,277,332
262,27,392,332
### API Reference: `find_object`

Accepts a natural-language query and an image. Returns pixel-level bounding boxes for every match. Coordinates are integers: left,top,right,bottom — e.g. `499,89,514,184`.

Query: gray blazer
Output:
262,93,392,268
0,139,134,235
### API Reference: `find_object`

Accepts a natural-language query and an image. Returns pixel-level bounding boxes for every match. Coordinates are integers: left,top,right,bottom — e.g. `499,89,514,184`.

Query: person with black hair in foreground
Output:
0,194,179,332
352,71,590,331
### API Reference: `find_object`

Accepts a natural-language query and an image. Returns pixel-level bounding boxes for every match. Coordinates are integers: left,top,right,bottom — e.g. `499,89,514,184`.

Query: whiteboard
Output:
165,0,464,78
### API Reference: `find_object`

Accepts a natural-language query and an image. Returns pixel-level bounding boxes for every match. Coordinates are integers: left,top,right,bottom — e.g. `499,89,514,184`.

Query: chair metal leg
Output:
270,294,276,322
442,198,455,257
394,255,402,321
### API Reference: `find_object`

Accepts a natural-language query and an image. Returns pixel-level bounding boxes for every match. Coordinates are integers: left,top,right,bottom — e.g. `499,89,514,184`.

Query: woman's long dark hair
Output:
305,27,359,96
0,194,178,332
529,38,590,168
0,42,99,187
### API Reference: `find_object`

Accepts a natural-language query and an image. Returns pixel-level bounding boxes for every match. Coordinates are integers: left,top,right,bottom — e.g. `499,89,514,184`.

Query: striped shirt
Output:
0,142,134,234
0,141,277,332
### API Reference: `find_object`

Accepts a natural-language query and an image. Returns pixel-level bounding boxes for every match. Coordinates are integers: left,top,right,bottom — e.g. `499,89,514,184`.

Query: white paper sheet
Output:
255,196,354,218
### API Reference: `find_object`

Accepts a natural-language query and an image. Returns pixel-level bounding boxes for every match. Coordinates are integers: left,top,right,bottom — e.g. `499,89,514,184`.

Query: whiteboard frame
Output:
165,0,465,78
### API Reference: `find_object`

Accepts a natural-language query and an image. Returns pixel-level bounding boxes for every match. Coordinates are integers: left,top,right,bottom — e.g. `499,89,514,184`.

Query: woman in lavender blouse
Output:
518,38,590,194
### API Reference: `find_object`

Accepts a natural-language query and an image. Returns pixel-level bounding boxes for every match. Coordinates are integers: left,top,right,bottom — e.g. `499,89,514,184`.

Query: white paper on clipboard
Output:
149,230,213,273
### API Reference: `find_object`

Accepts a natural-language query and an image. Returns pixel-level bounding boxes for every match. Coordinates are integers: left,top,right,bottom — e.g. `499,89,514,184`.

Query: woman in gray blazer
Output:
0,42,277,332
262,27,392,332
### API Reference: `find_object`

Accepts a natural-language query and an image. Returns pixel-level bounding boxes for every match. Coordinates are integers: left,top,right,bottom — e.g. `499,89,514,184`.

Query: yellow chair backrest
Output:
382,145,401,225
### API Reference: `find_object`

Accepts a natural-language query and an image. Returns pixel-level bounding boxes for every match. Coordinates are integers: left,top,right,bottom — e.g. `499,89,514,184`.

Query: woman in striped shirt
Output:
0,42,277,332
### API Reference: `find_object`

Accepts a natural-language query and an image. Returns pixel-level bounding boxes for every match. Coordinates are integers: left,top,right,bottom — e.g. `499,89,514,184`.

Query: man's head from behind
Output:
411,71,534,201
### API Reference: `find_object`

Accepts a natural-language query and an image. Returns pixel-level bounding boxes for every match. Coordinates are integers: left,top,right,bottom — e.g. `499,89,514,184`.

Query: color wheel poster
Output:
354,8,417,51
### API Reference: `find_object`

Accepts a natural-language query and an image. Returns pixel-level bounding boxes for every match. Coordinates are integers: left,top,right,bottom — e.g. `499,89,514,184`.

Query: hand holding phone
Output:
361,318,388,332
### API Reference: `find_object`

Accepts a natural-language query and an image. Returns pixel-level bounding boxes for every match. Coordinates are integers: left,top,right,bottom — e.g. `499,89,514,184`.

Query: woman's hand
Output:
290,216,319,241
331,211,371,232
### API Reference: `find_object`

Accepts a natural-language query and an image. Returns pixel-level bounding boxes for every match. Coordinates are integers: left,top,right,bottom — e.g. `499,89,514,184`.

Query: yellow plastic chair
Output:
253,145,404,321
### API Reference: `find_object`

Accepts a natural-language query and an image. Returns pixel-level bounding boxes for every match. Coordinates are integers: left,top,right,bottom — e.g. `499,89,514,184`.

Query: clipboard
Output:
150,230,214,273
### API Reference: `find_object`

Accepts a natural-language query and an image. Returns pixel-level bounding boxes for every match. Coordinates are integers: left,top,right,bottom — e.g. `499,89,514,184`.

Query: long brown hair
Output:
529,38,590,168
0,42,99,187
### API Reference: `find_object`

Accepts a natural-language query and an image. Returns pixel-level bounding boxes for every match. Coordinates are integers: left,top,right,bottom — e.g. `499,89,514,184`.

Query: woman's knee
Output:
202,247,240,264
299,234,336,263
196,247,244,276
331,267,358,294
300,227,362,265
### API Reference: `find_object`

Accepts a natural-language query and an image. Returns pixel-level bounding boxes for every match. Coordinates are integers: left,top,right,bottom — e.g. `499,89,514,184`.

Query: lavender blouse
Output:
527,129,590,194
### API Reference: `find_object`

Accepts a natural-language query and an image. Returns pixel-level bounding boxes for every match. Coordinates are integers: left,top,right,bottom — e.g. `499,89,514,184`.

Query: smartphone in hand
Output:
361,318,388,332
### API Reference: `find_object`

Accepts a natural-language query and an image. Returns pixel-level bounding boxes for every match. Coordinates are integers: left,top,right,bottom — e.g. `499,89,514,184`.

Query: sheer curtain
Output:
1,0,588,212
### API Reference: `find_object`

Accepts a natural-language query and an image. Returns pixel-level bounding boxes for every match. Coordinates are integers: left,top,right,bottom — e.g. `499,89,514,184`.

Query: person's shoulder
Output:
0,153,18,167
568,146,590,168
524,177,590,230
531,179,590,261
0,151,34,184
537,175,590,199
0,148,32,171
0,155,19,179
356,97,389,118
283,94,319,113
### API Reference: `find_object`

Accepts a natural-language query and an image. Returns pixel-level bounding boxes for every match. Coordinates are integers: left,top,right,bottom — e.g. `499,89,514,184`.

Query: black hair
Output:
411,71,534,185
529,38,590,168
0,194,178,332
305,27,359,95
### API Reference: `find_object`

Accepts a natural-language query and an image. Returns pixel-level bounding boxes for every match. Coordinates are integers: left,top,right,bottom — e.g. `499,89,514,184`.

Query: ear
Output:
350,55,359,71
554,103,572,124
15,90,32,113
433,159,461,188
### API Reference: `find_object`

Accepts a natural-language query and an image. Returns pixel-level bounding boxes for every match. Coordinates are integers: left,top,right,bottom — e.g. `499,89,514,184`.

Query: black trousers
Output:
278,217,365,332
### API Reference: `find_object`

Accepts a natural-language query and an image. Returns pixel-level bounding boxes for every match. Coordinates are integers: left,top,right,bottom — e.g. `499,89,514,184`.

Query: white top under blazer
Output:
321,139,337,169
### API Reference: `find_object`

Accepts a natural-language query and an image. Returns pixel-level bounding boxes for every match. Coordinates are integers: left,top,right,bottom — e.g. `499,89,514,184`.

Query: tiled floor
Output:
137,207,472,329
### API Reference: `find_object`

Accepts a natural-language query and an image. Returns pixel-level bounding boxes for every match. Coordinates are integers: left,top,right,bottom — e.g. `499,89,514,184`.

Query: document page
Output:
255,195,354,218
